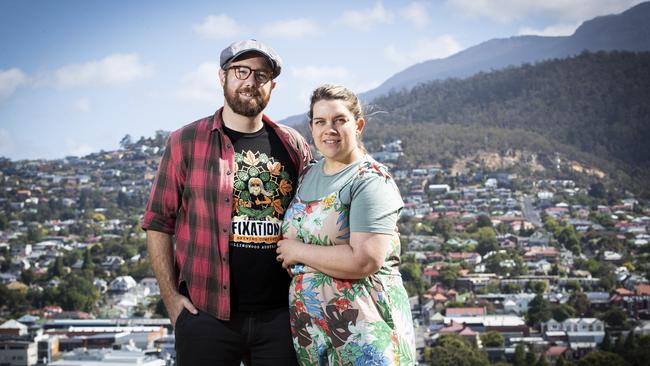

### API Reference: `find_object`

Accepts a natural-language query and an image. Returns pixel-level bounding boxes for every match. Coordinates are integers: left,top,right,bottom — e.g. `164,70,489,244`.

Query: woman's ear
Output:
356,118,365,134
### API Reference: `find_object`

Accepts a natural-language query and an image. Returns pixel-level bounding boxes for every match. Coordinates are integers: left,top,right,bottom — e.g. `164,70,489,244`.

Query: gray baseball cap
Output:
220,39,282,78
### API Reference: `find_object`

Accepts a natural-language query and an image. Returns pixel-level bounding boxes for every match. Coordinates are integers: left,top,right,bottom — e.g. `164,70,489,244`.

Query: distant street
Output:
522,194,543,227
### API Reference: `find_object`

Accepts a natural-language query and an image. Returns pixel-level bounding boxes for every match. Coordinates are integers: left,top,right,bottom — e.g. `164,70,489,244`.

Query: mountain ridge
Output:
278,1,650,126
360,51,650,196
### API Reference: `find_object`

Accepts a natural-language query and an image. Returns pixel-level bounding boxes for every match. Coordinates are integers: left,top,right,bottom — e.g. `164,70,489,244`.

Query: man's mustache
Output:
236,86,260,97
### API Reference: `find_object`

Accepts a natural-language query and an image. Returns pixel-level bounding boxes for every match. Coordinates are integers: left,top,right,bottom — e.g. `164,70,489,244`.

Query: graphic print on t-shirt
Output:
231,150,293,249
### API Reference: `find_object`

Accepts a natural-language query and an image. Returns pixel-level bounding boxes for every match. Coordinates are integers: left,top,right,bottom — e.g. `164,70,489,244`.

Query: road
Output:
522,194,543,227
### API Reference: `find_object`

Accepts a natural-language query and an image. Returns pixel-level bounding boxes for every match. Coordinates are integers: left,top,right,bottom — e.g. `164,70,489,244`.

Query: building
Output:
48,347,165,366
0,321,28,337
0,338,38,366
541,318,605,348
108,276,137,293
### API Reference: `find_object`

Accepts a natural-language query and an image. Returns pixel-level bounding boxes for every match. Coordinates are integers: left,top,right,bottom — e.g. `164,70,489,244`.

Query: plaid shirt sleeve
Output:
142,132,185,234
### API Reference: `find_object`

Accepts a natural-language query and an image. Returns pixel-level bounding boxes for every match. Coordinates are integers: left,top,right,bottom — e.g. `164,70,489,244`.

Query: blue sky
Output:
0,0,644,160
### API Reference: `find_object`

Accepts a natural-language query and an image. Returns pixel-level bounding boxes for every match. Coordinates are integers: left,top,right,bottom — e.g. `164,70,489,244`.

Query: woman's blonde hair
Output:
308,84,366,152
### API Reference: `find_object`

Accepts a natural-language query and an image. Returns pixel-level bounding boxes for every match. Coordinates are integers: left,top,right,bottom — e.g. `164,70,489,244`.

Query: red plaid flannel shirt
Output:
142,108,312,320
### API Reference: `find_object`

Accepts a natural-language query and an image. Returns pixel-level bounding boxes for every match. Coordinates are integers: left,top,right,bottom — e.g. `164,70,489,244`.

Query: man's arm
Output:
147,230,197,326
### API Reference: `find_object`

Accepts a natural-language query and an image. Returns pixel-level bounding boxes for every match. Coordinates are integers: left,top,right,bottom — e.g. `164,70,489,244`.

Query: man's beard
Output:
224,80,270,117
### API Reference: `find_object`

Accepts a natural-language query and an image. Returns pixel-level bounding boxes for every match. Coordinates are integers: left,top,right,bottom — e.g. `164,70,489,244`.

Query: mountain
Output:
279,2,650,126
361,1,650,101
363,51,650,196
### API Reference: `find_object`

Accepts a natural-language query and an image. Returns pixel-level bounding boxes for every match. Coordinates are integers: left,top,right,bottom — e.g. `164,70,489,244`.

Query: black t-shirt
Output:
223,123,297,312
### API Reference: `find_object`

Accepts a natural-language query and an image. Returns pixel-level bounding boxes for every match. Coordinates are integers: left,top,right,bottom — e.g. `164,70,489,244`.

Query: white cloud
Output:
519,23,580,36
446,0,644,23
0,129,14,156
338,1,394,31
65,138,94,157
399,2,431,28
193,14,247,39
74,97,91,112
0,68,28,99
54,54,153,88
260,18,320,39
177,62,223,104
385,35,463,68
289,65,380,105
291,65,352,83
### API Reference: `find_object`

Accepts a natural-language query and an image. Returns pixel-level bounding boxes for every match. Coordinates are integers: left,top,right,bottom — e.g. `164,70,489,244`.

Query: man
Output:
143,39,312,365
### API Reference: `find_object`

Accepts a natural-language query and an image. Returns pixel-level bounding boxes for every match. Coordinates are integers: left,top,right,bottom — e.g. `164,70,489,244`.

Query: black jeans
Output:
174,306,298,366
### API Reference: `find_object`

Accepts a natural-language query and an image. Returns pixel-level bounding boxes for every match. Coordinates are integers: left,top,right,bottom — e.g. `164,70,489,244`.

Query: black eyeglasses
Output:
227,65,273,84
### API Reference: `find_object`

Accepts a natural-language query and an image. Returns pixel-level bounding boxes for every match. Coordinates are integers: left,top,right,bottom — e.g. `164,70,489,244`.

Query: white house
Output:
109,276,137,293
0,339,38,366
542,318,605,345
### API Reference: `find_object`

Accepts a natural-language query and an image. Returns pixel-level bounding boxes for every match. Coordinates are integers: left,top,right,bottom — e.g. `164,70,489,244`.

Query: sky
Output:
0,0,645,160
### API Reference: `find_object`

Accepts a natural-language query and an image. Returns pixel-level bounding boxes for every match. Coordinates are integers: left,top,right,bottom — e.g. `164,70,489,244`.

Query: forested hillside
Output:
361,51,650,195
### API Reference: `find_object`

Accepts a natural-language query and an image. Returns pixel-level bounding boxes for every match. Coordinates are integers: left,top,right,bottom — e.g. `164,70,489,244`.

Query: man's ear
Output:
219,69,226,87
271,80,277,90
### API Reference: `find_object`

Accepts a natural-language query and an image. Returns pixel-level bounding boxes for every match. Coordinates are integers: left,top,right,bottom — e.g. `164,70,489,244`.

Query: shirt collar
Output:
211,107,277,131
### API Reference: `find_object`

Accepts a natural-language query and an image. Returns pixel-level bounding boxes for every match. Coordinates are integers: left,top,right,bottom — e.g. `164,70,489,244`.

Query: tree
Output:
536,354,550,366
513,343,526,366
564,280,581,292
476,227,498,255
626,334,650,366
57,273,99,312
551,303,576,322
589,182,607,199
614,333,626,355
27,224,43,243
567,292,591,317
576,351,626,366
439,265,460,288
476,214,492,228
526,350,537,365
81,249,94,272
558,226,580,254
434,217,453,241
153,130,169,147
425,334,490,366
600,331,612,352
20,268,35,285
503,283,522,294
600,306,627,328
400,262,425,296
119,134,133,149
555,356,568,366
527,294,552,327
0,212,8,230
49,257,65,279
480,331,504,347
529,281,548,294
623,330,637,358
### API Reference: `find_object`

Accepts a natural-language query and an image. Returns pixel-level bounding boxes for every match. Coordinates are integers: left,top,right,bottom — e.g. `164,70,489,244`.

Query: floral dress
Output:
282,157,416,366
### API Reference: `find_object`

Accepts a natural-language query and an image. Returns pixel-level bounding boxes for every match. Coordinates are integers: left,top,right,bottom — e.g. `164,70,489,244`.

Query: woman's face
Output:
310,99,364,164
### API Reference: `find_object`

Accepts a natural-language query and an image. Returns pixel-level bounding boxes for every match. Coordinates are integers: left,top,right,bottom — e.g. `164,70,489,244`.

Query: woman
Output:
276,84,416,365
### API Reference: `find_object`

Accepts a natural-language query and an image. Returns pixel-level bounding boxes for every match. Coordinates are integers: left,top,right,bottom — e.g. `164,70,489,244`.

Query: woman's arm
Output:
276,231,392,279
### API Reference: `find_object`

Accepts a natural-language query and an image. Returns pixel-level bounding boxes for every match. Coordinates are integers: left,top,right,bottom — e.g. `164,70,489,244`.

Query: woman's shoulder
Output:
299,158,322,180
355,156,394,182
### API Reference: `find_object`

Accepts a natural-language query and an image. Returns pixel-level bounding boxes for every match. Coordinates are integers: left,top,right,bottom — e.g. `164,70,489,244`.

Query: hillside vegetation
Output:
360,51,650,195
